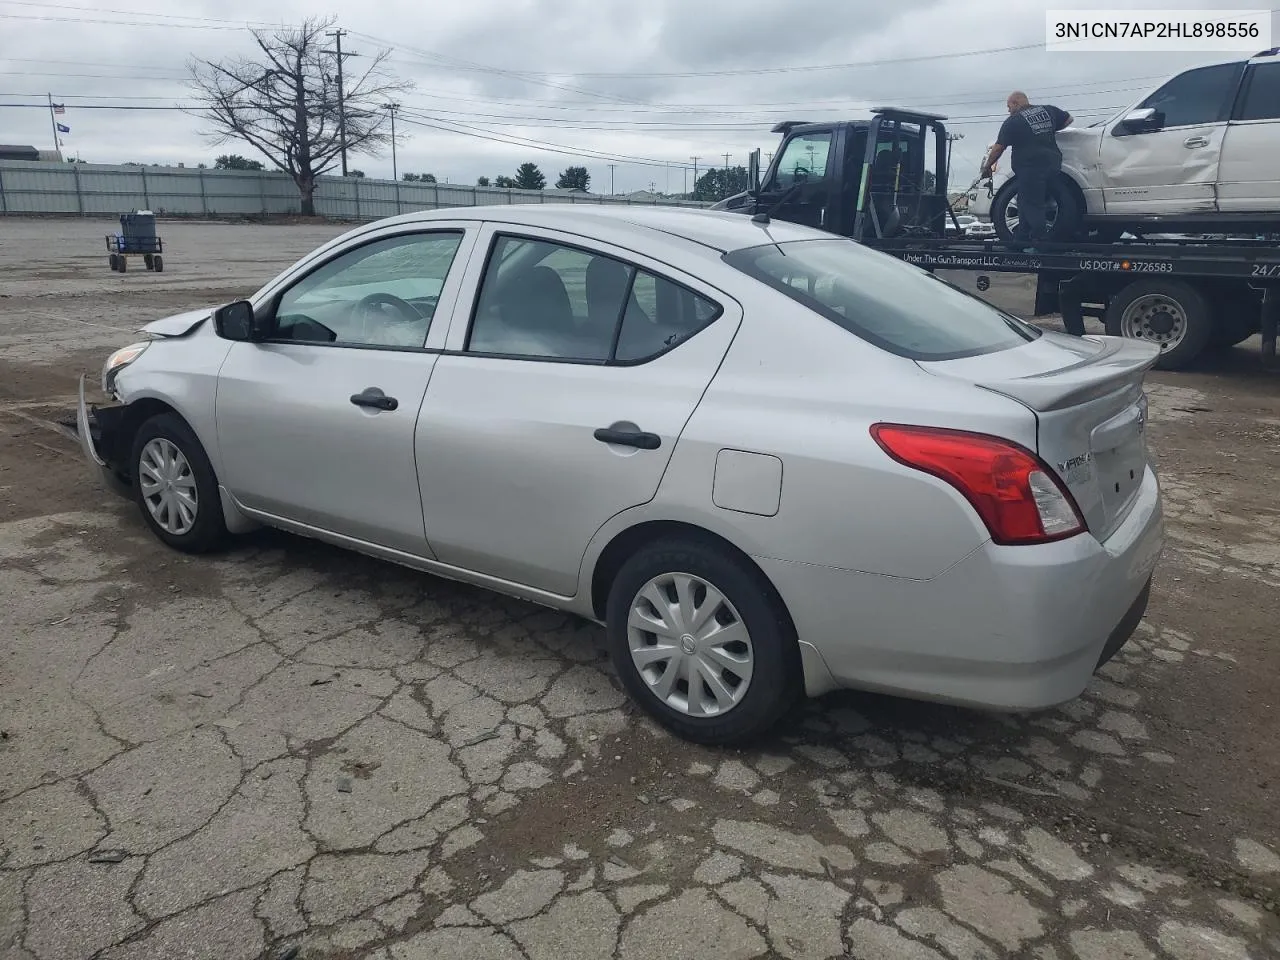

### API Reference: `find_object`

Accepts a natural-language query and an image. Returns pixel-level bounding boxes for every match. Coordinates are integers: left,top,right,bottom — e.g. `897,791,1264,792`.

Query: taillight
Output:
870,423,1086,545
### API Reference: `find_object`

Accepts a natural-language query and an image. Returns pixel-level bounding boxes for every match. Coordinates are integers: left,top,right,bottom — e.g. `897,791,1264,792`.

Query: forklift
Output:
714,107,1280,371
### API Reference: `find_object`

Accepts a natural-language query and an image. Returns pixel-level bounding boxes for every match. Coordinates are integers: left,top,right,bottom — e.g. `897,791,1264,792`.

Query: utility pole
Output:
324,28,357,176
722,152,731,198
608,163,616,195
691,156,699,197
946,132,965,180
385,102,400,181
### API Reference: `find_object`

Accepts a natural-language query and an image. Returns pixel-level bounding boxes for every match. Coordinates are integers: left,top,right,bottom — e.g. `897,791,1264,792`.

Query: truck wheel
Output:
993,176,1082,242
1104,279,1212,370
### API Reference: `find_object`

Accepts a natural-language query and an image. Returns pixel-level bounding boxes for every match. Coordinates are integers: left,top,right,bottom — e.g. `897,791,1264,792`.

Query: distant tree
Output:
513,162,546,190
402,172,418,181
923,170,937,193
186,15,411,215
494,175,517,189
692,165,750,201
555,165,590,191
214,153,264,171
347,169,366,178
476,176,491,186
401,172,436,182
422,173,436,183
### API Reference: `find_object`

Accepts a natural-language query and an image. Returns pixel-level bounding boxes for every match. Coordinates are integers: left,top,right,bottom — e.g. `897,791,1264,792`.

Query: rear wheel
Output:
130,413,227,553
605,537,801,745
108,254,119,272
1104,279,1212,370
144,254,154,271
153,255,164,273
993,176,1082,243
1209,292,1261,348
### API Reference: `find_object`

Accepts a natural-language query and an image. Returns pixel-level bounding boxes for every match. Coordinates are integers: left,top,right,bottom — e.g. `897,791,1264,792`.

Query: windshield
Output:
722,238,1040,361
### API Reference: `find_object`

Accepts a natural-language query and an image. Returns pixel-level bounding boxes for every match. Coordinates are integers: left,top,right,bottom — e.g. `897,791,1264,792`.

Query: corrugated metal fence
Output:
0,160,709,219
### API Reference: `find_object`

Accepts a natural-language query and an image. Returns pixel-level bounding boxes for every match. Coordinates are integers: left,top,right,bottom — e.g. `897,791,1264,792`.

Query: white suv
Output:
990,48,1280,242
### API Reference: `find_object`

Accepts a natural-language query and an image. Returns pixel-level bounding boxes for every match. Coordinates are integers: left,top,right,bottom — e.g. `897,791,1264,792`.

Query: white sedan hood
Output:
140,308,212,338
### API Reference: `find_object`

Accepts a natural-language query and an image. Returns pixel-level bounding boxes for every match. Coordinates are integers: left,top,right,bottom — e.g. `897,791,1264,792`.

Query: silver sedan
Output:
78,205,1165,744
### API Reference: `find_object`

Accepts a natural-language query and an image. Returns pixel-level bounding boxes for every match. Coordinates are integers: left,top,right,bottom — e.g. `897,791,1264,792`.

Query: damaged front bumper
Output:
77,374,133,500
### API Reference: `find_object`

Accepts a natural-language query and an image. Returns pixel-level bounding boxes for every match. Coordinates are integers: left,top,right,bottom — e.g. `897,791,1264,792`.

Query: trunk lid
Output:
918,331,1160,541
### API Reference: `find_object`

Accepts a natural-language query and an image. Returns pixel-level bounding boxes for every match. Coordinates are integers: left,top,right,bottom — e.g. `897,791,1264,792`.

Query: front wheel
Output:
130,412,228,553
605,537,801,745
1104,279,1213,371
992,176,1082,242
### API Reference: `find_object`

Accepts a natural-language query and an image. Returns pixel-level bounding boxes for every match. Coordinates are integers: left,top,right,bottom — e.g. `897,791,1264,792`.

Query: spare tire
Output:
992,175,1082,242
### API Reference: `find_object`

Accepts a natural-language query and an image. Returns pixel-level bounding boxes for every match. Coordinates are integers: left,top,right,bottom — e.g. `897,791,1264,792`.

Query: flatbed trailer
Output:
865,236,1280,370
716,106,1280,371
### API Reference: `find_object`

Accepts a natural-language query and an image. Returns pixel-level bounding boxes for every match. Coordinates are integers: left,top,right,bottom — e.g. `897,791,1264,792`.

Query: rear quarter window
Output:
723,239,1039,361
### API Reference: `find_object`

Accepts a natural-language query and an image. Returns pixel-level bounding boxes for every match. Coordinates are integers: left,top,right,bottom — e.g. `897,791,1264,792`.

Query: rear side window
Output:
723,239,1039,361
1235,62,1280,121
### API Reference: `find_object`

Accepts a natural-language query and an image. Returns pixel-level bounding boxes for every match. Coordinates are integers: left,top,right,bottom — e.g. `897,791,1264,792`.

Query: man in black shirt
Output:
981,92,1073,249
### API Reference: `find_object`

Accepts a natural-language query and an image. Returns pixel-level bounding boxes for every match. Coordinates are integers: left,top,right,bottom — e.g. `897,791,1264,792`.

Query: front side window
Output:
467,235,720,362
771,132,832,189
272,231,463,348
1138,62,1241,128
723,239,1039,361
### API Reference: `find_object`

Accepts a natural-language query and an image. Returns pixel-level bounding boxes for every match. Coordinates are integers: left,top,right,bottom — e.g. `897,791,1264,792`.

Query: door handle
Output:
350,388,398,411
1183,136,1209,148
593,427,661,450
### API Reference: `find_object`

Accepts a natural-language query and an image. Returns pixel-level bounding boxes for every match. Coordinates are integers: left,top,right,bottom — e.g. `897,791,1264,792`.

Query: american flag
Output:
52,103,65,115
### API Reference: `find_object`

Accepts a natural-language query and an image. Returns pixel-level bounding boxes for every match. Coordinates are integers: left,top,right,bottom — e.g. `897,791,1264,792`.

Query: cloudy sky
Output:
2,0,1276,193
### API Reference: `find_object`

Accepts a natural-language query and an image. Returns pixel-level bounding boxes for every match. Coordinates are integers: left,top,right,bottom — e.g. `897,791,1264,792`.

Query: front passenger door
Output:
760,131,835,231
1098,61,1243,215
215,227,474,555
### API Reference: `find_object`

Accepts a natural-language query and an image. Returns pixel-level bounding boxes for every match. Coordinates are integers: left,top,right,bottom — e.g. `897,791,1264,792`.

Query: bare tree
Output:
187,17,411,215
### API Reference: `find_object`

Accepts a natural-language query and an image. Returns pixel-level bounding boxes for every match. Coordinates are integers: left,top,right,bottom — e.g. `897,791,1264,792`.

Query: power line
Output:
0,11,251,29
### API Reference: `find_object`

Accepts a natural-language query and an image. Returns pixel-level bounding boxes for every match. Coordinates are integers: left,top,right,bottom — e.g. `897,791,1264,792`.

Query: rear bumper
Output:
761,464,1164,711
77,375,132,500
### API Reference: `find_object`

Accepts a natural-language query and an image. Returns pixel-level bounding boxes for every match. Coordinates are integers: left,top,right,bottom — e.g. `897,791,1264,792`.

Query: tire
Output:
153,255,164,273
1104,279,1213,371
118,256,127,273
144,254,154,271
992,175,1082,243
130,412,227,553
605,536,801,745
108,254,119,272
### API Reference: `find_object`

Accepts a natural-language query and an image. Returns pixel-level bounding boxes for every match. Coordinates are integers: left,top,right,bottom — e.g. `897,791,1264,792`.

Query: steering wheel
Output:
353,292,423,343
355,292,422,323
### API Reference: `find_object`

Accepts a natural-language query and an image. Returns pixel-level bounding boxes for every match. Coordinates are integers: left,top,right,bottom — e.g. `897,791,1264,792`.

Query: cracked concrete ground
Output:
2,218,1279,960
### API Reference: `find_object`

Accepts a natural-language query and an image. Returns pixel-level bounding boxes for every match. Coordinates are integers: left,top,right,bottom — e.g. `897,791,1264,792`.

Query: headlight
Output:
102,341,150,396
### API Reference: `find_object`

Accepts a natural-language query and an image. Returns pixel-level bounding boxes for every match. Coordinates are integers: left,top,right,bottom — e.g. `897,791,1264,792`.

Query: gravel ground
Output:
1,217,1278,960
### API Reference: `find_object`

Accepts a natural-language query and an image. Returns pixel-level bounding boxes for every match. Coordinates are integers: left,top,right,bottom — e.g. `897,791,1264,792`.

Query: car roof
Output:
367,203,833,254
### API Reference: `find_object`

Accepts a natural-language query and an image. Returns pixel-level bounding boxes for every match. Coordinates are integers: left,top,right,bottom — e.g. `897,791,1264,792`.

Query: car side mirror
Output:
1120,107,1161,131
212,300,262,341
748,148,761,194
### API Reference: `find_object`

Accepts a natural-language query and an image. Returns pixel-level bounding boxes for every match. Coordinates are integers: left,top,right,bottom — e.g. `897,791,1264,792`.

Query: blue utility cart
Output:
105,211,164,273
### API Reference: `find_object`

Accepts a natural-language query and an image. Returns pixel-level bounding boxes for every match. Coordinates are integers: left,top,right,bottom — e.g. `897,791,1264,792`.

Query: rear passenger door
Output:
415,225,741,597
1218,60,1280,213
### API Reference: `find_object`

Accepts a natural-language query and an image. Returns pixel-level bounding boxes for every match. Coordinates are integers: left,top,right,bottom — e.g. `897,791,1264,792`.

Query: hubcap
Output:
1121,294,1186,350
1004,196,1059,235
627,572,754,717
138,438,198,536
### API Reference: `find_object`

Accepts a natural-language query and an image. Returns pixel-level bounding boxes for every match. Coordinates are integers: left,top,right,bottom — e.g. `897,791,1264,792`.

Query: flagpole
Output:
47,93,62,160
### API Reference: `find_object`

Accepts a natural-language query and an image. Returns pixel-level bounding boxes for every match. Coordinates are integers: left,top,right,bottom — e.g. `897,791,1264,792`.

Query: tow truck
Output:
713,107,1280,370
